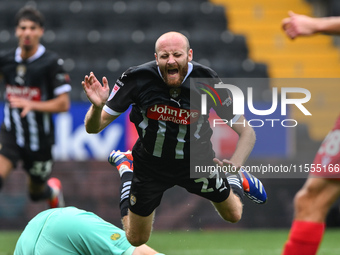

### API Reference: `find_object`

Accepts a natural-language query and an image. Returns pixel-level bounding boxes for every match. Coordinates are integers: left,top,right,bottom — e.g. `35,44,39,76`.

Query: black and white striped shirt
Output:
105,60,239,160
0,45,71,151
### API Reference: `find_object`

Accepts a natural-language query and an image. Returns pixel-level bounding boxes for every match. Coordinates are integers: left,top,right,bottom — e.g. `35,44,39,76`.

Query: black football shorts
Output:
129,142,231,216
0,126,53,183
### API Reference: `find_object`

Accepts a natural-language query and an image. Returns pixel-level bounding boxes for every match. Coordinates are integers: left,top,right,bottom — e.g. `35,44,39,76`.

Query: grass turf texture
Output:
1,229,340,255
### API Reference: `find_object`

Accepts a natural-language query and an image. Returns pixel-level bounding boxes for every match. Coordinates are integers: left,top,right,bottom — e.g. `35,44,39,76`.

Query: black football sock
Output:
30,184,53,201
0,176,3,190
119,172,133,217
226,174,244,203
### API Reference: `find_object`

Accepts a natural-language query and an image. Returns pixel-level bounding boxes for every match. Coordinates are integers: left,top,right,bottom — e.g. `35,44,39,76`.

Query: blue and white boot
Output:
239,167,267,204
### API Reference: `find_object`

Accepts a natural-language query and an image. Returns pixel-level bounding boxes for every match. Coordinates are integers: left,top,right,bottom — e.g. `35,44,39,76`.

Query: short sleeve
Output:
105,68,137,115
49,57,71,96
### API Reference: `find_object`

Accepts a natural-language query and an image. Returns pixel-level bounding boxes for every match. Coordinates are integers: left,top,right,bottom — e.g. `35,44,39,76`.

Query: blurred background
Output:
0,0,340,231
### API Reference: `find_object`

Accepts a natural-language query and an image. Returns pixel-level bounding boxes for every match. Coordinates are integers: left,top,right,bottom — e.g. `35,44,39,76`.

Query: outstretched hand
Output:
282,11,318,39
82,72,110,108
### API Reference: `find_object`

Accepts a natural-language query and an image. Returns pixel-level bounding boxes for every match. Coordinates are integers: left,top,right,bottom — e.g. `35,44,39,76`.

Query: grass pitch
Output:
1,229,340,255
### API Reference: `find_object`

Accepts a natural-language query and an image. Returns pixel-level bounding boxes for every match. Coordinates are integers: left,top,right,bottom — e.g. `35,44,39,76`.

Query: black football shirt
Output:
0,45,71,151
104,60,239,160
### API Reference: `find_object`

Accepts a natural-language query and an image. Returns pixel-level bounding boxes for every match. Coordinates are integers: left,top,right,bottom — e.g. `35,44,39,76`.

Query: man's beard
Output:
162,64,188,87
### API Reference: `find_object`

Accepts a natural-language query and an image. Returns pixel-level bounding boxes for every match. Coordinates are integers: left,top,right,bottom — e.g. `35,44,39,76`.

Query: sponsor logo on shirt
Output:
108,84,120,101
147,104,200,125
6,85,41,101
56,73,71,83
115,79,124,86
222,97,232,107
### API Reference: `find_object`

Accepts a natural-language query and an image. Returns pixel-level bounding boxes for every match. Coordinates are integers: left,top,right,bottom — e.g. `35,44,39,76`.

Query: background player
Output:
82,31,266,246
281,11,340,255
14,206,164,255
0,6,71,208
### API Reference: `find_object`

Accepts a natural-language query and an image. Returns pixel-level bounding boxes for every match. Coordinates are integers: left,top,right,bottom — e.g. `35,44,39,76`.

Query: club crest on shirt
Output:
110,233,121,240
16,64,26,77
169,88,181,99
15,64,26,85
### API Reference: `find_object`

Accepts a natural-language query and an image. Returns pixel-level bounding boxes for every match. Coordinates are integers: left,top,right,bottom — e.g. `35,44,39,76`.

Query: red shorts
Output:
310,118,340,180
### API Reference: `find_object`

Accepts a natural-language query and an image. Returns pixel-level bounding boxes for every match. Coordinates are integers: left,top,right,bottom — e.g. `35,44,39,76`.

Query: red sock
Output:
282,220,325,255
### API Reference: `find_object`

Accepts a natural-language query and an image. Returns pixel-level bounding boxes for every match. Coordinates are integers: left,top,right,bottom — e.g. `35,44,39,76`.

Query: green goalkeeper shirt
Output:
14,206,135,255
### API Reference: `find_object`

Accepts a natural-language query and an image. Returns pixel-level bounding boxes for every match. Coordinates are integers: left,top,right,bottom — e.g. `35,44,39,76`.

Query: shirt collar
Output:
15,44,46,63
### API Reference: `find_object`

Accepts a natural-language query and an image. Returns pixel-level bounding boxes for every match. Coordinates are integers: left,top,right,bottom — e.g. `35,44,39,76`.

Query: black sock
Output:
119,172,133,217
0,176,3,190
226,174,244,203
30,184,52,201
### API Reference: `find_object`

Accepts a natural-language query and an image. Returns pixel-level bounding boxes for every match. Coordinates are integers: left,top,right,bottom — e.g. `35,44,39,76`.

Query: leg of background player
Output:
283,177,340,255
28,177,65,208
0,155,14,191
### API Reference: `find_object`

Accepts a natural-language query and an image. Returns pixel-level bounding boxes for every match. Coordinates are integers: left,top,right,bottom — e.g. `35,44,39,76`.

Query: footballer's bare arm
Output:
84,106,117,134
213,115,256,171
